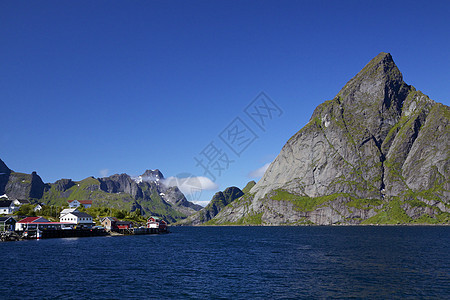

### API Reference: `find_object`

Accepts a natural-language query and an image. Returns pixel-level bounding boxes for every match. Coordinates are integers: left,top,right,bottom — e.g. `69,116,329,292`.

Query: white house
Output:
0,200,16,215
13,199,31,206
34,204,43,212
68,200,93,208
60,211,94,228
15,216,75,232
15,216,50,231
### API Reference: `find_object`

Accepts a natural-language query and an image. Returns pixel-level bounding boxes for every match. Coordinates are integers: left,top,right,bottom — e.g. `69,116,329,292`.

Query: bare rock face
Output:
213,53,449,225
163,185,203,215
99,173,143,199
0,159,11,195
98,170,202,217
0,159,47,200
5,171,46,200
53,179,75,192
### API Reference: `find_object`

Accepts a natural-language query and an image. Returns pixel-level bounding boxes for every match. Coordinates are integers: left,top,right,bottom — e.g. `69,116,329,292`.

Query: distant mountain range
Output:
0,159,202,223
193,52,449,225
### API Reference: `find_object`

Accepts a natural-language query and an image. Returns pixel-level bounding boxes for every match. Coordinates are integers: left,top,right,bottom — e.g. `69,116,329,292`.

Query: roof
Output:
101,217,119,222
15,199,31,204
149,216,161,221
0,216,15,223
116,221,133,225
31,222,76,225
18,217,50,223
0,200,13,208
60,208,79,217
69,212,93,218
67,200,93,204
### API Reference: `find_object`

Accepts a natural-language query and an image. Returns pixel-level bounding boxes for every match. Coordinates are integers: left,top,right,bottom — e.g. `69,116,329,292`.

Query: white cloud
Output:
132,175,160,183
99,169,109,177
191,200,210,207
248,163,271,178
162,176,219,195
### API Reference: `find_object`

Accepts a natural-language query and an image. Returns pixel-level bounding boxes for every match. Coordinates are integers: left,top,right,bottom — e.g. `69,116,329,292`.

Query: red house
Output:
116,221,133,229
67,200,93,208
146,216,167,232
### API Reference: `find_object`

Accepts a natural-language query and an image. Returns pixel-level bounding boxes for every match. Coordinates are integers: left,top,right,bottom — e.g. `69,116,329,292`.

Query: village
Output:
0,197,168,241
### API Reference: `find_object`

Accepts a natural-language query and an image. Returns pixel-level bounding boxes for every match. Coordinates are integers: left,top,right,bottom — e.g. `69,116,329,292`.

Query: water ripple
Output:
0,226,448,299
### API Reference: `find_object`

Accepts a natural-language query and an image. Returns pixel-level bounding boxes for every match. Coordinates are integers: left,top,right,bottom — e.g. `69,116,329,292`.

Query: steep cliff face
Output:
0,159,11,195
212,53,449,225
163,185,203,215
0,160,47,200
4,171,46,200
99,174,143,199
53,179,75,192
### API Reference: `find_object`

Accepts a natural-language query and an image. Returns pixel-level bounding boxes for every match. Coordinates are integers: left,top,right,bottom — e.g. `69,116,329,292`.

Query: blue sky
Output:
1,0,449,205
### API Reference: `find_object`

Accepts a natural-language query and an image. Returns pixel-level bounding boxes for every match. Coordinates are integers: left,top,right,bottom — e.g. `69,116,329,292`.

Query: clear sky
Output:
1,0,449,205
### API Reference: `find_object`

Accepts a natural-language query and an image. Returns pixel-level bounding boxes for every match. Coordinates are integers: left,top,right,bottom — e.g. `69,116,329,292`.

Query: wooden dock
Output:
115,227,166,235
20,228,109,239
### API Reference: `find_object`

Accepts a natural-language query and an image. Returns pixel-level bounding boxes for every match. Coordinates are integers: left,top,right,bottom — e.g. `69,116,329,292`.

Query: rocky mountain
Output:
5,171,46,200
0,159,46,200
177,185,246,225
0,159,202,223
44,170,202,222
210,52,449,225
0,159,12,195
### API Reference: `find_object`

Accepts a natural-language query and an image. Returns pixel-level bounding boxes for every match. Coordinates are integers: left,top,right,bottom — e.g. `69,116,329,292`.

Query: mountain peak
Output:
0,159,11,174
360,52,398,78
357,52,395,75
337,52,406,102
141,169,164,180
369,51,392,63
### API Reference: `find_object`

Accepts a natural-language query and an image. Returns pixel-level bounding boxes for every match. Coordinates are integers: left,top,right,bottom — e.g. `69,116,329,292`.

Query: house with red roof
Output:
146,216,167,232
116,221,133,230
15,216,50,231
15,216,78,239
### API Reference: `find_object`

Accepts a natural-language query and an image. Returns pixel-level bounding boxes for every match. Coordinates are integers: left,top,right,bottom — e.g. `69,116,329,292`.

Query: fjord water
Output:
1,227,448,299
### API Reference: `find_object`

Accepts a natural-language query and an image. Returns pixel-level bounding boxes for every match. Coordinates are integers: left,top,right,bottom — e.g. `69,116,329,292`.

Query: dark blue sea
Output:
1,226,449,299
